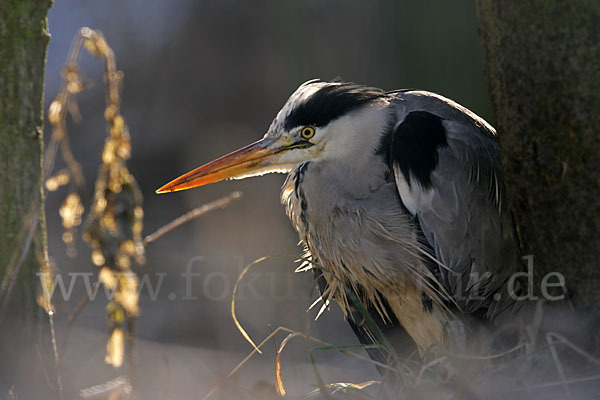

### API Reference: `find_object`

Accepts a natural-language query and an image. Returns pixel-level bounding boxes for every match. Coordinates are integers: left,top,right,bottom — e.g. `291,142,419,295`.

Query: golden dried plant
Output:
47,27,144,369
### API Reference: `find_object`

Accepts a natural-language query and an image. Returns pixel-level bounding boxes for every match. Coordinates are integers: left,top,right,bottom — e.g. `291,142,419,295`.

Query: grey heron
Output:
157,79,520,365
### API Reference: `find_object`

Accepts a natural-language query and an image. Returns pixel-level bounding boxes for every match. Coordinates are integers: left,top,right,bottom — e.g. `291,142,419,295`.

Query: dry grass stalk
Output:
274,333,300,397
213,256,600,399
231,256,271,354
201,325,390,400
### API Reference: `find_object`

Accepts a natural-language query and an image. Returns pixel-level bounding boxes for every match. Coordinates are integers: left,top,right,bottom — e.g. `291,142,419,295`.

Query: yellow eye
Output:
300,126,315,139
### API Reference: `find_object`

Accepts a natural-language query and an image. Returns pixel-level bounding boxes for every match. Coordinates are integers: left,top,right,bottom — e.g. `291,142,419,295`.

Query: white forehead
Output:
265,79,331,136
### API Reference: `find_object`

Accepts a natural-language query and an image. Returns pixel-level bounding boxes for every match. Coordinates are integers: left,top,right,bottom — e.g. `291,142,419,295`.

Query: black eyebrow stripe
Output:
284,83,385,131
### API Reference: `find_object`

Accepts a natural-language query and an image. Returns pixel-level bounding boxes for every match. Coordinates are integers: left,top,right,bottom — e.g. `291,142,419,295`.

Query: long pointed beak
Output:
156,137,283,194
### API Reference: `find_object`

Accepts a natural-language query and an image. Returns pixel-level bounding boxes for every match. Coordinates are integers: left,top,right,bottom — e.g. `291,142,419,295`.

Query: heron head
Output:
156,80,390,194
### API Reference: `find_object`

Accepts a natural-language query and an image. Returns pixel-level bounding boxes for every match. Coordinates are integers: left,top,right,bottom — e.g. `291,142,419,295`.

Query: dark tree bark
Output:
0,0,55,396
0,0,51,314
475,1,600,321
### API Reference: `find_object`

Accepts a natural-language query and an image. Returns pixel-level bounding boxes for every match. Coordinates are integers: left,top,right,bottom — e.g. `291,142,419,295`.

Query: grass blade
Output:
275,333,300,397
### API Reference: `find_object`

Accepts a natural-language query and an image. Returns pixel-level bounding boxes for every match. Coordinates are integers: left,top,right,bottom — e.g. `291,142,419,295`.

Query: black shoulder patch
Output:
388,111,448,188
284,83,384,131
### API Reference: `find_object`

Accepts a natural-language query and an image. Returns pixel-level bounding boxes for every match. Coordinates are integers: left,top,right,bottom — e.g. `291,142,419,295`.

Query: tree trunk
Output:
0,0,55,396
475,1,600,321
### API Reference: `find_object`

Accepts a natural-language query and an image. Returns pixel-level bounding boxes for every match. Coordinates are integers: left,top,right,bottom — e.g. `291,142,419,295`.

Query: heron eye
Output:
300,126,315,139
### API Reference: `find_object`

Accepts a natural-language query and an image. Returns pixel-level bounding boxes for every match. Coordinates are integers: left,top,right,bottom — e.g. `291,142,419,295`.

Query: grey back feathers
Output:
278,80,520,354
389,91,519,319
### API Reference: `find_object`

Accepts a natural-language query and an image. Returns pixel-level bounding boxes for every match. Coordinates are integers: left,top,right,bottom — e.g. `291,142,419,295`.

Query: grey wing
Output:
389,91,519,320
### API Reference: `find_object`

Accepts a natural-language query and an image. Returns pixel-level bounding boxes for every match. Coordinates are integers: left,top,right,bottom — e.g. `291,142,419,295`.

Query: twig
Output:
522,374,600,391
0,203,39,322
201,326,395,400
162,354,171,400
142,191,242,246
57,193,242,366
57,281,100,365
306,311,332,399
38,249,64,400
546,332,600,367
48,306,64,400
451,343,525,360
35,343,53,388
547,333,572,399
268,324,278,352
415,356,448,386
58,132,87,200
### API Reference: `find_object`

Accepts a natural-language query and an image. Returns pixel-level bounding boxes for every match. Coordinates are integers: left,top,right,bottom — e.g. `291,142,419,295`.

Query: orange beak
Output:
156,137,284,194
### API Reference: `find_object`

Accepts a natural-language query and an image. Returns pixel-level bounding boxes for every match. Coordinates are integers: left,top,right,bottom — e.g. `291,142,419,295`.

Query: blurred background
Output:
42,1,493,398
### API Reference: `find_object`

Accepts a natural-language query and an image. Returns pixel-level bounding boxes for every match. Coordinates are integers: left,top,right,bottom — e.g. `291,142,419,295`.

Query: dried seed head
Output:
51,28,146,369
120,240,135,256
83,38,99,56
102,139,116,164
104,104,118,121
105,327,124,368
92,249,106,266
100,267,117,290
45,170,71,191
60,193,84,229
48,100,62,124
62,231,73,244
